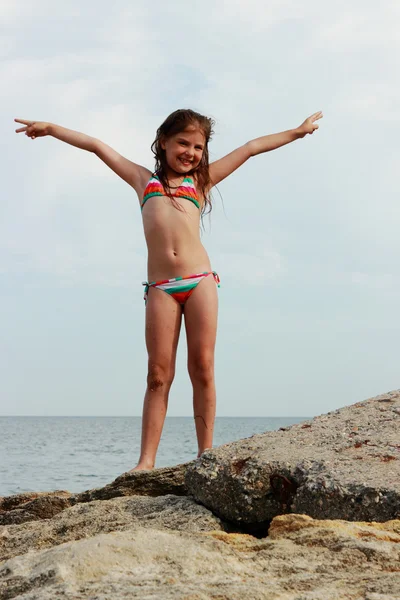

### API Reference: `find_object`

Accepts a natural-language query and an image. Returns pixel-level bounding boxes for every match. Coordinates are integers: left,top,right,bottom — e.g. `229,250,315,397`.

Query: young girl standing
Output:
15,108,322,470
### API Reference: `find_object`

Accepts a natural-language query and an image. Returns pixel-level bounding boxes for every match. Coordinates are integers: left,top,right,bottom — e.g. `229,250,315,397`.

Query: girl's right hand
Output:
14,119,50,140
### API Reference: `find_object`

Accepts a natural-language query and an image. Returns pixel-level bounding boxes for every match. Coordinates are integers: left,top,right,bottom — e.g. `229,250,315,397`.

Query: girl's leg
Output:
184,275,218,457
132,287,182,471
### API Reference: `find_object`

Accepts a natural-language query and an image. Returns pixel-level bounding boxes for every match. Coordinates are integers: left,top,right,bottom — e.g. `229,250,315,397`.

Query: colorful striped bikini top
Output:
141,174,200,211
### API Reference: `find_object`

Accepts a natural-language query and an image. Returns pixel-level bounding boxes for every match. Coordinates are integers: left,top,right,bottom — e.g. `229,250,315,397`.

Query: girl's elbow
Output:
245,140,258,157
91,138,102,155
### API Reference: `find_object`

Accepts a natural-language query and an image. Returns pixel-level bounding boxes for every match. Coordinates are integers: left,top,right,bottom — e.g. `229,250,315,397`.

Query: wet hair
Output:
151,109,215,216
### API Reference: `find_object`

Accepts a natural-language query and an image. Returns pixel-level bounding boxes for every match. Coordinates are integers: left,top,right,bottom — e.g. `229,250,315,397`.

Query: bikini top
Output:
141,174,200,211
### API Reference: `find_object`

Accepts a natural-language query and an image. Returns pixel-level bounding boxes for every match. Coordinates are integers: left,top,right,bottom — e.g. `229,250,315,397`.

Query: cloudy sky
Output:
1,0,399,417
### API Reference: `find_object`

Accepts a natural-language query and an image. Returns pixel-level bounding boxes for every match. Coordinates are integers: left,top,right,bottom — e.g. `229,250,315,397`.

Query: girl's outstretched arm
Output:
14,119,150,194
209,111,323,187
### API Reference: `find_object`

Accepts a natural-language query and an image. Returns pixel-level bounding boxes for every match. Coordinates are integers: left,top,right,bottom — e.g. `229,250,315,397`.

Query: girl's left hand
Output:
297,111,323,138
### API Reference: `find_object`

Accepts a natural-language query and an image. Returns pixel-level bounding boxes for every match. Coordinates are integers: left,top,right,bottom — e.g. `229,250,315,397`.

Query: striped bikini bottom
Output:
143,271,220,307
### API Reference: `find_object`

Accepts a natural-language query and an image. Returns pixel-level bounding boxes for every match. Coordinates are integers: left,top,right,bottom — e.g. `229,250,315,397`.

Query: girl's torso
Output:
137,171,211,281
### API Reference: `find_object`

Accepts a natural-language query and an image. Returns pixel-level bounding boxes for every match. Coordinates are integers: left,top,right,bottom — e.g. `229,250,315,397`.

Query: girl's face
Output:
161,125,205,176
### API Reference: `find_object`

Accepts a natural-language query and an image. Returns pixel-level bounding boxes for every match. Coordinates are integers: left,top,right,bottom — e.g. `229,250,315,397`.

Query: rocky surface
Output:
0,493,74,527
1,389,400,598
186,389,400,527
0,495,224,563
76,463,187,502
0,465,186,526
1,514,399,599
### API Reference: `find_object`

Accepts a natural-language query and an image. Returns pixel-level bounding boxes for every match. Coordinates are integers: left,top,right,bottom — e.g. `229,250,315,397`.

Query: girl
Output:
15,108,322,471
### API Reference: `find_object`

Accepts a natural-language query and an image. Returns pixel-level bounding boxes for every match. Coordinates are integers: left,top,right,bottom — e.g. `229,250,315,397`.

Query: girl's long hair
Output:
151,109,215,216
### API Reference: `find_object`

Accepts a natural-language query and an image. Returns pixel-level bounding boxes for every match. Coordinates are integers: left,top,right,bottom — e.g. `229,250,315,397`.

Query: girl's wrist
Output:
294,126,305,139
46,123,55,136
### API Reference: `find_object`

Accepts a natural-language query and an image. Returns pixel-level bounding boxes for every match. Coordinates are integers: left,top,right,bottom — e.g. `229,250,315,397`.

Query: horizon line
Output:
0,414,309,419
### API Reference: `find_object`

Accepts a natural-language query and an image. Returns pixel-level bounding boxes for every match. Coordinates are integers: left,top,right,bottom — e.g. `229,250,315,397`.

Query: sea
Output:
0,416,306,497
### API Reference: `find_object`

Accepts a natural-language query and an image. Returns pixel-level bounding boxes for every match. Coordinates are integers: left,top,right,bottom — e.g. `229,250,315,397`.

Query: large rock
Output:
0,495,224,563
1,514,399,599
0,492,73,526
0,464,187,526
76,463,188,502
185,390,400,527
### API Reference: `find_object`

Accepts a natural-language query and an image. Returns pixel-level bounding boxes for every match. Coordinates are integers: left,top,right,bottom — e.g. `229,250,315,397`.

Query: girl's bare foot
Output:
128,462,154,473
197,446,212,458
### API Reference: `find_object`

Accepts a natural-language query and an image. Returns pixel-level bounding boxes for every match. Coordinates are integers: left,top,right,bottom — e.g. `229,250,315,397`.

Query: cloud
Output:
1,208,146,287
212,230,286,284
0,0,32,22
216,249,285,285
350,272,398,289
2,4,164,286
334,83,400,121
310,3,400,52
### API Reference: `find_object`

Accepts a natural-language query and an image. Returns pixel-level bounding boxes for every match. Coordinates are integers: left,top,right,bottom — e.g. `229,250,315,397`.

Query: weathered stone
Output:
185,390,400,526
76,463,188,503
1,514,399,599
0,492,70,513
0,495,224,562
0,493,74,526
0,464,188,526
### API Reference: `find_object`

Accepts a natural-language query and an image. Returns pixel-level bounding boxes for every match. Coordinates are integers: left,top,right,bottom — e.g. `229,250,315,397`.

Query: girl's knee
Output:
188,357,215,386
147,362,174,391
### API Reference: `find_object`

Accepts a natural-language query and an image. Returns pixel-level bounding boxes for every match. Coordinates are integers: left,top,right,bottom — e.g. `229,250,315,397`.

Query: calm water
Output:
0,416,305,497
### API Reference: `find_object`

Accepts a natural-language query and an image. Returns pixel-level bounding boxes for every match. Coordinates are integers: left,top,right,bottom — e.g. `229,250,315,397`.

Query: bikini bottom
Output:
143,271,220,307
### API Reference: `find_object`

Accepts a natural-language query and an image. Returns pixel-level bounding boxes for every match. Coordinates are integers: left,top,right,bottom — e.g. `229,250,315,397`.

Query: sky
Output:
1,0,399,417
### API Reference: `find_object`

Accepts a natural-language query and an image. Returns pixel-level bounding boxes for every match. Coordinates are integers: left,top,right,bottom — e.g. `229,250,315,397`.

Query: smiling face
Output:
161,124,206,176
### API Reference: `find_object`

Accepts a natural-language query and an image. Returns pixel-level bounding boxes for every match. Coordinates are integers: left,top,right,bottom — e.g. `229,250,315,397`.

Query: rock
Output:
0,492,70,513
1,514,399,599
0,495,224,563
76,463,188,502
185,390,400,526
0,492,74,526
0,464,188,526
